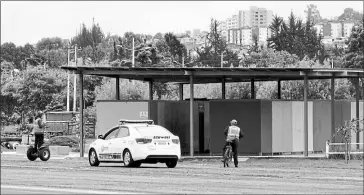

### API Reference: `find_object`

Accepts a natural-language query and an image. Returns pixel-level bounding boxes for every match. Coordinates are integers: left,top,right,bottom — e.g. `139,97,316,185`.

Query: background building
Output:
248,6,273,28
223,6,273,46
330,22,343,38
313,24,324,37
192,29,201,38
343,22,355,37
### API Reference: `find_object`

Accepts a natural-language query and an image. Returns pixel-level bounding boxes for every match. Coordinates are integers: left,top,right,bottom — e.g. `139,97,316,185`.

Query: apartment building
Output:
318,22,355,39
225,6,273,30
343,22,354,37
313,24,324,37
226,15,239,30
241,28,252,45
239,10,251,28
221,30,229,41
258,27,271,43
228,27,270,46
223,6,273,45
330,23,342,38
248,6,273,28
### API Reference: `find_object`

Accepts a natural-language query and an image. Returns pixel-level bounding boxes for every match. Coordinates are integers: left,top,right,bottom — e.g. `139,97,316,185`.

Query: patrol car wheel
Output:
89,149,100,166
123,149,135,167
39,147,51,161
166,159,177,168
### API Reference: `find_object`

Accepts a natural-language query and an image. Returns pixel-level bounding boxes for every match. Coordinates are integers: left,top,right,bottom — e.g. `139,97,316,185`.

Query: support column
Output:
179,84,183,100
149,80,153,119
304,74,308,157
149,80,153,100
189,75,194,157
79,73,84,157
115,77,120,100
331,77,335,142
355,77,360,147
278,79,281,99
222,77,226,99
251,79,255,99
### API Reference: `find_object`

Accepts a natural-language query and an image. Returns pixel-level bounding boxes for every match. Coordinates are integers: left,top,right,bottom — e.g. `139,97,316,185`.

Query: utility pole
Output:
132,37,135,67
221,52,224,67
182,53,184,67
67,46,70,112
73,44,77,112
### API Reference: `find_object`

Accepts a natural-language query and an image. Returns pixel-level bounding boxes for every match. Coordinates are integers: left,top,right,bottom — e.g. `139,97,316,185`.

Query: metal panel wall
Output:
272,101,293,153
333,101,352,142
203,102,211,152
291,101,304,152
154,101,199,154
95,101,149,135
209,100,261,155
260,100,272,153
308,101,314,152
350,102,363,144
312,101,332,152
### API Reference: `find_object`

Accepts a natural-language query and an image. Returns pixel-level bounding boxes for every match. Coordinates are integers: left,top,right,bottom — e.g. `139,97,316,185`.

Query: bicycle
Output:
223,140,233,167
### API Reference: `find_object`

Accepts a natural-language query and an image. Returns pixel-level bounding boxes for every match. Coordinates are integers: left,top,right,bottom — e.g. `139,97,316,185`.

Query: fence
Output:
325,141,364,158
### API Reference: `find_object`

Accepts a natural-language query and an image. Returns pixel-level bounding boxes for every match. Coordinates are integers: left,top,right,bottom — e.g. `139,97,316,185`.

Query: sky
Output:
1,1,363,46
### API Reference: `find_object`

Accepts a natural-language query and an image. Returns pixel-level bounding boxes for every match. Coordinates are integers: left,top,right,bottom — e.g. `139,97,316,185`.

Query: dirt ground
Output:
1,154,363,194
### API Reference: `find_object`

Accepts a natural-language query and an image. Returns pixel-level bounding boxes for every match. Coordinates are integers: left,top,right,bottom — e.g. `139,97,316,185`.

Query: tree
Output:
70,19,106,64
248,34,259,53
195,19,239,67
338,8,364,22
342,18,364,99
267,15,285,51
1,42,21,69
343,21,364,69
36,37,64,51
153,32,164,40
1,66,67,125
37,48,67,68
304,4,322,25
267,12,323,61
240,48,300,68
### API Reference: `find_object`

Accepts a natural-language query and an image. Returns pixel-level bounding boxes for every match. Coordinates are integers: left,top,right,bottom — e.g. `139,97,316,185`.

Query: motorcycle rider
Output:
222,119,244,168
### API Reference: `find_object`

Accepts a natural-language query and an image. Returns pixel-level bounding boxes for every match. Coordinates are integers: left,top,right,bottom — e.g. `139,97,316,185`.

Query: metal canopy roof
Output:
61,66,364,84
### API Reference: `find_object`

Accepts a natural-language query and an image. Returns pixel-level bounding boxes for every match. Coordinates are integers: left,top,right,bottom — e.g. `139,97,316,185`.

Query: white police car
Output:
88,119,181,168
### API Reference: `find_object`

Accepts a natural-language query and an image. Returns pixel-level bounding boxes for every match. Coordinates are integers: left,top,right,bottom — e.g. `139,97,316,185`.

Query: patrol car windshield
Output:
134,126,173,136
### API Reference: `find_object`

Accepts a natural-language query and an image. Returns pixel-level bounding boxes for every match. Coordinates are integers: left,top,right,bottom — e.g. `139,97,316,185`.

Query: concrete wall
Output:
95,101,149,135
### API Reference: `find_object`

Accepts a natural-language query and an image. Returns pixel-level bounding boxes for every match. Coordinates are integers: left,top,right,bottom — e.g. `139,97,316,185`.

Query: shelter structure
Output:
61,66,364,157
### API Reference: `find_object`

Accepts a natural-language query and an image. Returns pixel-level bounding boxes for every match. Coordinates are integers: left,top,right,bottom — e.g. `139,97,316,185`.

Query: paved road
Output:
1,154,363,194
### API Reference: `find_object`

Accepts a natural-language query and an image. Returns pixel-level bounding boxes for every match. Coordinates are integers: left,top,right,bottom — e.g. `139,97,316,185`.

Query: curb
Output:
181,156,326,160
2,151,326,160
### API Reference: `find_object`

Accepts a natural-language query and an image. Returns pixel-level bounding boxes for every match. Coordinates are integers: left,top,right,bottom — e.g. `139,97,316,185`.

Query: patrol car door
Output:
99,127,119,160
109,126,129,161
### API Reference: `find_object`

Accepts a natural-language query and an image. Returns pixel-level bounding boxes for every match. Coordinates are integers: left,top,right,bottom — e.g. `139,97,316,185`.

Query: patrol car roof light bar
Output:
119,119,154,125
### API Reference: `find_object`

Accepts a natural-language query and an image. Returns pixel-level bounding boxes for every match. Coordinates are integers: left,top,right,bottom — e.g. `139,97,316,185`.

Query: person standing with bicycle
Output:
222,119,244,168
